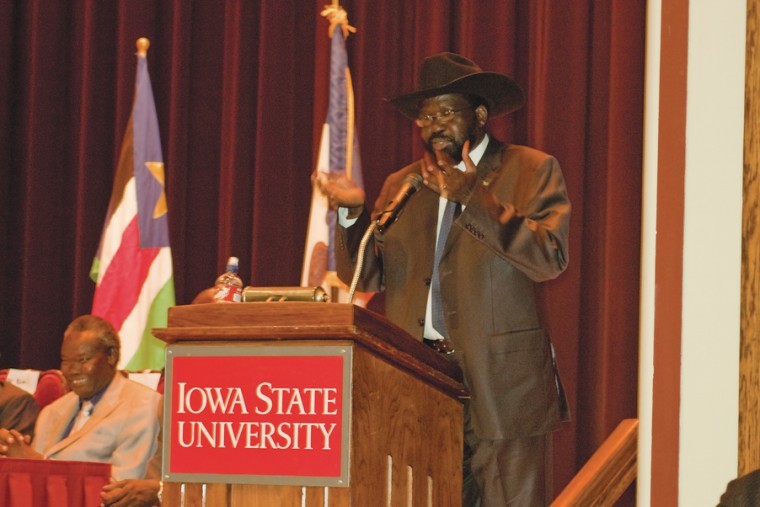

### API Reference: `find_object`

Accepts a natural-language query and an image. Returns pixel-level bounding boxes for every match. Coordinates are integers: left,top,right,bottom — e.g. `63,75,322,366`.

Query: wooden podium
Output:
154,302,466,506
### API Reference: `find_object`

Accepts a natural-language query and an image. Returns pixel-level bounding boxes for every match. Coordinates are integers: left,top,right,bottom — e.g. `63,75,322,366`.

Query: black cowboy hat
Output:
388,52,524,119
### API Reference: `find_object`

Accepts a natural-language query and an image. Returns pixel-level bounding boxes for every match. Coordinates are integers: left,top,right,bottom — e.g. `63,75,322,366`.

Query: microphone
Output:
348,173,422,302
375,173,423,233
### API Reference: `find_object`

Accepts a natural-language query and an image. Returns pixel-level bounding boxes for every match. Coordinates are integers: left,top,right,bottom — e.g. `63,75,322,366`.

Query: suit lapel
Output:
45,373,125,457
441,139,503,258
475,139,504,179
41,394,79,455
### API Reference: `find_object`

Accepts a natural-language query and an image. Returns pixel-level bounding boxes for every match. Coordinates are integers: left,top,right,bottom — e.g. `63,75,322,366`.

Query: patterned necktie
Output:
431,200,458,337
71,400,93,433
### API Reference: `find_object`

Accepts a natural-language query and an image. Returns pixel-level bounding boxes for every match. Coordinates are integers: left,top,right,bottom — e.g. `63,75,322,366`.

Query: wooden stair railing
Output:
552,418,639,507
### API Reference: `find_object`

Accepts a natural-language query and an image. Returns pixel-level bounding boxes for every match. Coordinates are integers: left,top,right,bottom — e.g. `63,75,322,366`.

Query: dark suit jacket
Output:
336,138,571,440
0,380,39,437
718,469,760,506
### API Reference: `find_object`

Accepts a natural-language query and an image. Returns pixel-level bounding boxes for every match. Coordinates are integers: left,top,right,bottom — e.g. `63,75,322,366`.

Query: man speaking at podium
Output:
319,53,571,506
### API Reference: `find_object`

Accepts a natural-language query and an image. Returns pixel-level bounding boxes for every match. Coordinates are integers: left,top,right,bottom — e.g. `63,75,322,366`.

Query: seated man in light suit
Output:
0,315,162,481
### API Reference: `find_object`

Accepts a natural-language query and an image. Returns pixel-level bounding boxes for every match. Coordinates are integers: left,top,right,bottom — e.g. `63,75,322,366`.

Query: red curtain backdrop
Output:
0,0,645,498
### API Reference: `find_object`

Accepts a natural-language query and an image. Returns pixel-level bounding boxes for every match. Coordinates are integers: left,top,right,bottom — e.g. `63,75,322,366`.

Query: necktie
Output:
71,400,93,433
431,200,458,337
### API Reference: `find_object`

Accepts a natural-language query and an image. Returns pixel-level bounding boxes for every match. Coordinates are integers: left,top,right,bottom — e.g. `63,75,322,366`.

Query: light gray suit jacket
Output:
33,372,162,480
336,139,571,440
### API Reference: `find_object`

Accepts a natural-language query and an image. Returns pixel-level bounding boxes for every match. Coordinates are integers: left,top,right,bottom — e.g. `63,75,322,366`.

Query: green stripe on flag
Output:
123,276,175,371
89,256,101,283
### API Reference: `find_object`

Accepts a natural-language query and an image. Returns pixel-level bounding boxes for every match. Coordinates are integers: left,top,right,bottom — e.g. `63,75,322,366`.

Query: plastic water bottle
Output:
212,256,243,303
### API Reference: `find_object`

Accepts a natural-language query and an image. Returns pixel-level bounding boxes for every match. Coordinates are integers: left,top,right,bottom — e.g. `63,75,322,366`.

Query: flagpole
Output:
344,68,355,181
136,37,150,57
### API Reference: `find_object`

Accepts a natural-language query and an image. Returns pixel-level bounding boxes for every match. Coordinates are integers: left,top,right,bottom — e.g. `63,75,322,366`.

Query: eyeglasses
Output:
415,108,468,127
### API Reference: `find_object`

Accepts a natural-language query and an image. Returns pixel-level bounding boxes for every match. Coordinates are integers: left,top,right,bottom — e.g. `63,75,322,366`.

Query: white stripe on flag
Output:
96,177,138,284
118,247,173,367
301,124,332,287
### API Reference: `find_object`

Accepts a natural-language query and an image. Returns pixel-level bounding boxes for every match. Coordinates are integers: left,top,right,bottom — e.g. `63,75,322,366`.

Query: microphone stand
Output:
347,220,378,304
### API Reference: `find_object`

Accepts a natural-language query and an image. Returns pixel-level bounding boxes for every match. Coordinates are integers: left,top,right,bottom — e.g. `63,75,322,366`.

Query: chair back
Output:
34,369,69,409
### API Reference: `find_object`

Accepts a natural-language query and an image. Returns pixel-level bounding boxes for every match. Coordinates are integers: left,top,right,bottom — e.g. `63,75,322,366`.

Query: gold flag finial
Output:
136,37,150,57
320,4,356,39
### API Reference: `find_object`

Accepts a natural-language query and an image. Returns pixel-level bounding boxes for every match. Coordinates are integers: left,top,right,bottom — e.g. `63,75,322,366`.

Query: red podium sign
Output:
163,343,352,487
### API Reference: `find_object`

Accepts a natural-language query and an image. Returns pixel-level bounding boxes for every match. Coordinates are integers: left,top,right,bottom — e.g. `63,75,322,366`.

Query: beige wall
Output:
640,0,745,505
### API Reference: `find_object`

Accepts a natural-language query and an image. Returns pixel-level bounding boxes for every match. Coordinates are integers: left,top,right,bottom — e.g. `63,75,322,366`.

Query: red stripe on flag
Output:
92,216,160,330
